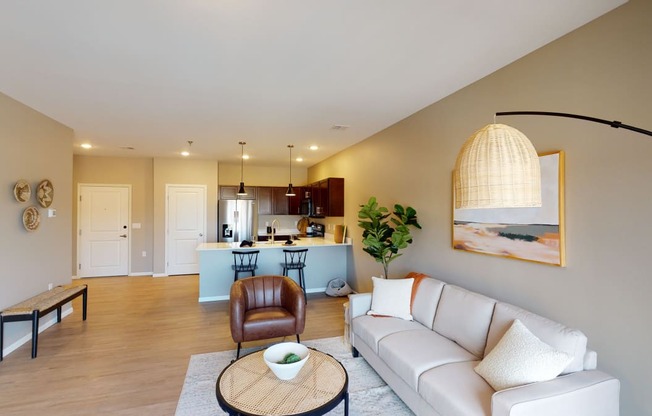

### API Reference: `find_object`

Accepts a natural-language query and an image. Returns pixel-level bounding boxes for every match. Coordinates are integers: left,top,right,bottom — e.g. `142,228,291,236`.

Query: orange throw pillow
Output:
404,272,430,311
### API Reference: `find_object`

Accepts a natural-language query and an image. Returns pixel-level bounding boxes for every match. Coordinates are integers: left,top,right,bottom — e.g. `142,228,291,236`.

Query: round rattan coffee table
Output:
216,347,349,416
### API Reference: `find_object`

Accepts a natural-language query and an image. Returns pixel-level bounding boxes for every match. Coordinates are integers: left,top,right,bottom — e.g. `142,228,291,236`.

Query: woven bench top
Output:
217,348,347,415
1,285,86,316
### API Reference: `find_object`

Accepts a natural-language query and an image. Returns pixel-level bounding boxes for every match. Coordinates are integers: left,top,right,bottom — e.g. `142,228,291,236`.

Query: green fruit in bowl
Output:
278,353,301,364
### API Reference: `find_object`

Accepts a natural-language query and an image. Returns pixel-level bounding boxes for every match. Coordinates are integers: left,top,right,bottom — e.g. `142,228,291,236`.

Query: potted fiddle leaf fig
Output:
357,196,422,278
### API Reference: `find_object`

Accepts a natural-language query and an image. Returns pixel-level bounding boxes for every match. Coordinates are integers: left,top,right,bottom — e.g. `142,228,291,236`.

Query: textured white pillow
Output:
367,276,414,321
475,319,573,391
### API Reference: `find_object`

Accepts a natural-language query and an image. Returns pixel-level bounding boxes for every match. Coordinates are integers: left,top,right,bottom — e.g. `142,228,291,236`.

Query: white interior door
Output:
78,185,130,277
166,185,206,275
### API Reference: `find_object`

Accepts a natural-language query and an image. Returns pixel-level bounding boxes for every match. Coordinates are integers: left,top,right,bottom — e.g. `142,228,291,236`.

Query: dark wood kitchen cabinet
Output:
220,185,257,200
258,186,290,215
272,187,289,215
288,187,304,215
309,177,344,217
257,187,273,214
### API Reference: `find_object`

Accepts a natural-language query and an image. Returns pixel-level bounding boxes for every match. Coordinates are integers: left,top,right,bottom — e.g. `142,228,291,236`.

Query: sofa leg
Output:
236,343,241,359
296,334,300,343
352,347,359,358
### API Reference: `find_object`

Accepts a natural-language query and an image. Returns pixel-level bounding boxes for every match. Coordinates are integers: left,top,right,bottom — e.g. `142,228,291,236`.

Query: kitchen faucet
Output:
270,218,280,244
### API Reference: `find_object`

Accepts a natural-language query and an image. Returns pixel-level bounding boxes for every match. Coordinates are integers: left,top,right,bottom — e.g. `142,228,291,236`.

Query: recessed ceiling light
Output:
296,157,303,162
330,125,349,131
119,146,135,150
181,151,190,157
81,143,92,149
309,145,319,151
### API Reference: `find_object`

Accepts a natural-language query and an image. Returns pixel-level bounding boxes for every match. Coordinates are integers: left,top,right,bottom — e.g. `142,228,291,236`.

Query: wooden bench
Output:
0,284,88,360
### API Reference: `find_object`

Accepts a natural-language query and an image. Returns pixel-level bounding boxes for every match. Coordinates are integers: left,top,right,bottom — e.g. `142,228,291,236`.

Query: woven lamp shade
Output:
454,124,541,209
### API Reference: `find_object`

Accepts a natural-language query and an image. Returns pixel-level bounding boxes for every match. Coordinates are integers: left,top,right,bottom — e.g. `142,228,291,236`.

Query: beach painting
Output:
453,151,565,266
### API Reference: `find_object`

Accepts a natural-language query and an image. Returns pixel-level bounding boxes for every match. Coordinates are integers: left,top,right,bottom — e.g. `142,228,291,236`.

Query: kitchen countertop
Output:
197,236,350,251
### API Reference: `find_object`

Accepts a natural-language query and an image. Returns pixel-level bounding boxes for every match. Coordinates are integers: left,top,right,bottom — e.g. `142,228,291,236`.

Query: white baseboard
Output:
152,273,168,278
72,275,79,279
307,287,327,293
2,307,74,359
129,272,153,276
198,295,229,303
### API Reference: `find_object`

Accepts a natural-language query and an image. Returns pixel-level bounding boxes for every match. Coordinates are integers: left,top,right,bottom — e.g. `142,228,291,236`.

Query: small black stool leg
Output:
31,310,39,359
82,287,88,321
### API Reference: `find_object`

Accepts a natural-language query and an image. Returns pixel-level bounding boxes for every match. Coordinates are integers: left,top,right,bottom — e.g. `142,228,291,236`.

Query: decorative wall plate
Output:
14,179,31,203
23,206,40,231
37,179,54,208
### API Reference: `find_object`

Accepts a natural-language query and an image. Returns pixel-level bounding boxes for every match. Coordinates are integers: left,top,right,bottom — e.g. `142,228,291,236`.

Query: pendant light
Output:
237,141,247,196
285,144,296,196
454,124,541,209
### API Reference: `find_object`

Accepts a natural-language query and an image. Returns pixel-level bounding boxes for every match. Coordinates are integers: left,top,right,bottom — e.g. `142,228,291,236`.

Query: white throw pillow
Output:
367,276,414,321
474,319,573,391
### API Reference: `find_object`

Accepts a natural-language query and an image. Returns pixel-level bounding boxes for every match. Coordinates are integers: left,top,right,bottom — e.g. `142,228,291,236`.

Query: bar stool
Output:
232,250,259,281
281,249,308,303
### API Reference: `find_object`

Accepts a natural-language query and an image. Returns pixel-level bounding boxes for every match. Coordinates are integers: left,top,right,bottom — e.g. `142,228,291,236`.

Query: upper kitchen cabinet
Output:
220,185,257,200
257,187,273,214
272,187,289,215
288,187,304,215
257,186,290,215
310,177,344,217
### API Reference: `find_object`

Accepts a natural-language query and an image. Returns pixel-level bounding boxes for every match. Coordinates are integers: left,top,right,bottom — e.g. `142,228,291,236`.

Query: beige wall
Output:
0,91,73,350
153,158,218,275
219,163,308,187
310,1,651,414
72,156,154,274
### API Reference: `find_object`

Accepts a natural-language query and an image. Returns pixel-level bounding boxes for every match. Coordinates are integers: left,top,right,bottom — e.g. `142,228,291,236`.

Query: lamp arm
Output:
495,111,652,137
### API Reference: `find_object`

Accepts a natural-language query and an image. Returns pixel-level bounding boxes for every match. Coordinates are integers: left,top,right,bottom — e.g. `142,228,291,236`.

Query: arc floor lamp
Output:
454,111,652,210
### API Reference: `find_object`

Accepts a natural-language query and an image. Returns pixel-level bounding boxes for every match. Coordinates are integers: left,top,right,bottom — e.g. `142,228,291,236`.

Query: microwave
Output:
299,198,312,216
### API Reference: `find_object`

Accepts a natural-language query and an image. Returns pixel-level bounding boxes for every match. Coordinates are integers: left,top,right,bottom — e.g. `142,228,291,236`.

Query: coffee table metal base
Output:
216,347,348,416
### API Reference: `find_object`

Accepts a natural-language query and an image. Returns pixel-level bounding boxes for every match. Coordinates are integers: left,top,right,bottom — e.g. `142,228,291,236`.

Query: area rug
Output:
175,336,414,416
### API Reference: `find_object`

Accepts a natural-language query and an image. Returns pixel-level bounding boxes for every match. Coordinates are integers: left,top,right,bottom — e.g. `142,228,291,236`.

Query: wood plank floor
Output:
0,275,349,415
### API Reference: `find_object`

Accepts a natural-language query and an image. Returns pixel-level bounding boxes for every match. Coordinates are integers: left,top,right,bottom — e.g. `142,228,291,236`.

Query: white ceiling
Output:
0,0,626,166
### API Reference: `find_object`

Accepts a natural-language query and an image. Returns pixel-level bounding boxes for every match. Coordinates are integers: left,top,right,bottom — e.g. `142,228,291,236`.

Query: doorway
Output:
78,185,131,277
165,185,207,275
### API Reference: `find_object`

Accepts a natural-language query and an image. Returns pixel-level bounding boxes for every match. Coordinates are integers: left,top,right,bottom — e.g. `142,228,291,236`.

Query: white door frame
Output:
77,183,132,278
165,184,207,276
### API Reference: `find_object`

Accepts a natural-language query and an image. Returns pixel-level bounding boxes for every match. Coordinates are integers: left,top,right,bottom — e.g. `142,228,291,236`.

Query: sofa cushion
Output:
411,277,446,329
352,315,427,354
377,329,477,390
474,319,573,391
419,361,493,416
367,276,414,320
485,302,587,374
432,285,496,357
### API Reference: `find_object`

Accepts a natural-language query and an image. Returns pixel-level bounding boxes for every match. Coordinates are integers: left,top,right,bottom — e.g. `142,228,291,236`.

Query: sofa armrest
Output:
348,293,372,319
491,370,619,416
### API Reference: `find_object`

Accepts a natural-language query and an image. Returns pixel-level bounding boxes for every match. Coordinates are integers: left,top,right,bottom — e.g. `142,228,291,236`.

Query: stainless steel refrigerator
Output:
218,199,258,242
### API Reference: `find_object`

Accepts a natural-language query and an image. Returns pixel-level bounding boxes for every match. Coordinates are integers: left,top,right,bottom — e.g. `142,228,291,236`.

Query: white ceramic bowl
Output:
263,342,310,380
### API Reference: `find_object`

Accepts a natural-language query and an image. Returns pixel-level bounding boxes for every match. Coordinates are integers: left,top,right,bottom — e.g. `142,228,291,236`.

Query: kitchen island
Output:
196,237,351,302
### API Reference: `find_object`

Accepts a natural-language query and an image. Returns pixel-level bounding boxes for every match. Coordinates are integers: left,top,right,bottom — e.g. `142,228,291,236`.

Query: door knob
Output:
199,233,204,237
119,234,127,238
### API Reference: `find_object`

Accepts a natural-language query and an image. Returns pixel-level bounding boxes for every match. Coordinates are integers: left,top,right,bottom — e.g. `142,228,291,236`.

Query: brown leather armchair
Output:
230,275,306,358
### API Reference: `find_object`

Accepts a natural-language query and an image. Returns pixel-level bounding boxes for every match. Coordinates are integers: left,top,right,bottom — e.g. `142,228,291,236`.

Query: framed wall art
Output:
452,151,565,266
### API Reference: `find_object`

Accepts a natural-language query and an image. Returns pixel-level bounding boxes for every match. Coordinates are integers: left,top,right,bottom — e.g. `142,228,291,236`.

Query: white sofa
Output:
348,275,620,416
